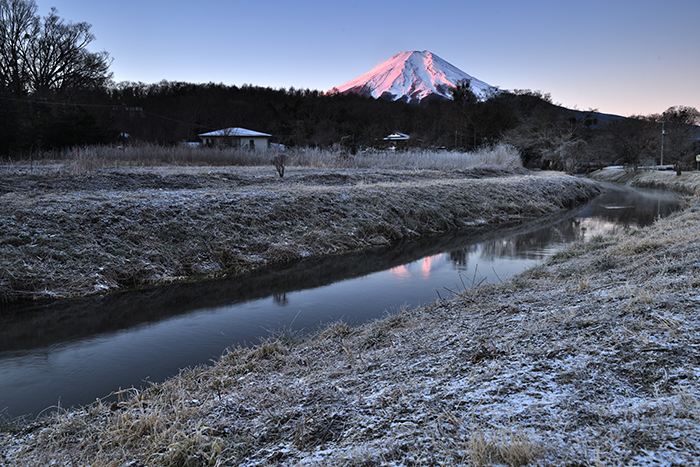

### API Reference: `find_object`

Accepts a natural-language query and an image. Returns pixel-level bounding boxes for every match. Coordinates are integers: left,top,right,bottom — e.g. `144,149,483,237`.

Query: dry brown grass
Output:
5,142,523,172
3,182,700,465
5,169,700,465
0,166,600,302
590,166,700,195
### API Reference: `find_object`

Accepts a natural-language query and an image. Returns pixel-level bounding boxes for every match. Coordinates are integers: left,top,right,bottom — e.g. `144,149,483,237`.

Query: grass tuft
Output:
467,425,540,466
317,321,354,340
592,254,618,271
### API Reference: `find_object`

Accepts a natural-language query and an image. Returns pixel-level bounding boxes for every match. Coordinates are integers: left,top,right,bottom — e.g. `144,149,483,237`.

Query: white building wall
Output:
240,136,269,150
202,136,269,149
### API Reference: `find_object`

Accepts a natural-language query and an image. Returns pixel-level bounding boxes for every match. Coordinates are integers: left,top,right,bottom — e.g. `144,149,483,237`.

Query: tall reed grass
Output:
9,142,522,171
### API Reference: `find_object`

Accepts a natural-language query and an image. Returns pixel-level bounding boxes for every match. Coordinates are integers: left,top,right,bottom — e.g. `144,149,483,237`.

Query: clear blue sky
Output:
34,0,699,117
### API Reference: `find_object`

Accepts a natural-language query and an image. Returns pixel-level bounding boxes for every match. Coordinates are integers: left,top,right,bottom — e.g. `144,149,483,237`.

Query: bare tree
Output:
503,106,597,172
0,0,111,99
0,0,37,96
659,106,700,167
606,107,700,169
450,79,478,149
271,153,286,178
604,117,655,167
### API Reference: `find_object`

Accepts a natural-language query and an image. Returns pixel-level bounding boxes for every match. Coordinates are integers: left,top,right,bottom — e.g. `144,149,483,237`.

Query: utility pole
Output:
660,119,665,166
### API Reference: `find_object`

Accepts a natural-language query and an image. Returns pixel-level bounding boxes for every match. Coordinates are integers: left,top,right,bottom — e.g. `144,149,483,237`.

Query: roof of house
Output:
383,132,410,141
198,127,271,138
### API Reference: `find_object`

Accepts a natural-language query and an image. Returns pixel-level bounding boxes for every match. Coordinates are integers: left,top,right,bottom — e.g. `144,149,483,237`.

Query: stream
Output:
0,183,682,419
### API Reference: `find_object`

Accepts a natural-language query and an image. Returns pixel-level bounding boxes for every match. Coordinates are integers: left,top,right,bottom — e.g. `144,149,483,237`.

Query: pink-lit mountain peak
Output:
329,50,496,103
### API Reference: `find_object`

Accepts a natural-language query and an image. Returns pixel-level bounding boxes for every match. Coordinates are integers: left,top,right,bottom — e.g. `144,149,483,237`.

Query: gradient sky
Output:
33,0,699,117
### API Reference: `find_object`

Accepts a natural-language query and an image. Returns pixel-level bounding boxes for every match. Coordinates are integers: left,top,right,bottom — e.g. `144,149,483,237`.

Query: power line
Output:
0,94,217,132
0,94,112,108
140,109,213,130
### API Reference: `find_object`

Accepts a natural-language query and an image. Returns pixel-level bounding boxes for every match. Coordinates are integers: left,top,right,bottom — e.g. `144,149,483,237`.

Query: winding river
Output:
0,183,682,419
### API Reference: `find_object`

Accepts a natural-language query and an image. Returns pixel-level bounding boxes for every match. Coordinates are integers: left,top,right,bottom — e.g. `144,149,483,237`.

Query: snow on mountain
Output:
327,50,497,103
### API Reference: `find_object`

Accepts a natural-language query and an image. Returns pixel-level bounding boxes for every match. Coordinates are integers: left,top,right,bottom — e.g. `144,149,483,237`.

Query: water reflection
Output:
0,184,682,418
389,254,445,279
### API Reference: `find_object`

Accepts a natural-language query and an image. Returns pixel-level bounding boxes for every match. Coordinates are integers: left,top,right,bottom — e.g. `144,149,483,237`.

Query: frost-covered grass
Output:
3,179,700,465
5,142,522,172
591,166,700,196
0,167,598,302
300,143,523,170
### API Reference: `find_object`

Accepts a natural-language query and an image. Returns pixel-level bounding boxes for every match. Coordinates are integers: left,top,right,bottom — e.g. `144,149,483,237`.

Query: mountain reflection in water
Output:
0,183,682,418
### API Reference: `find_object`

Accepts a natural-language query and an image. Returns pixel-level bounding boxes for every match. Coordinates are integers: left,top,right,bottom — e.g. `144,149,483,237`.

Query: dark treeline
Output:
2,1,698,170
107,80,526,151
4,79,700,171
0,77,530,154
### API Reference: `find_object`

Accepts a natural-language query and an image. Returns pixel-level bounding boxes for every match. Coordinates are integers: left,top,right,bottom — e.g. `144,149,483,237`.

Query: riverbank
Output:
0,166,600,303
4,170,700,466
589,165,700,195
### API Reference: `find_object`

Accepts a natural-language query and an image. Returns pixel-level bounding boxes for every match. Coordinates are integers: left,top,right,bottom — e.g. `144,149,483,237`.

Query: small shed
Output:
383,132,411,150
384,132,410,142
198,127,271,150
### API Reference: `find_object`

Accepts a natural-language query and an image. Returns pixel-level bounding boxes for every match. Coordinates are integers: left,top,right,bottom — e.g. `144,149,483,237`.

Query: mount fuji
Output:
327,50,498,104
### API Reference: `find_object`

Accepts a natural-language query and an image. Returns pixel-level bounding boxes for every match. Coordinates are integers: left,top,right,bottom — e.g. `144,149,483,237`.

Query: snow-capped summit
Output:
327,50,497,103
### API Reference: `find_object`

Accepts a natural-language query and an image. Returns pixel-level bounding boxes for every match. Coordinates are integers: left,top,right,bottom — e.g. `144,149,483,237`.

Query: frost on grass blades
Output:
4,179,700,466
1,154,600,303
18,159,700,465
3,142,523,172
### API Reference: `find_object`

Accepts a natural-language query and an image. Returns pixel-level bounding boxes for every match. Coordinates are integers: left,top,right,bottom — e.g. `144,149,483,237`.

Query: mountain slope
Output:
327,50,497,103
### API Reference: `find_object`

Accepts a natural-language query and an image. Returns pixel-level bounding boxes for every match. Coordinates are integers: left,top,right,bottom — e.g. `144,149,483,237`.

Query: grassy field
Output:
5,166,699,466
0,146,599,303
5,142,523,171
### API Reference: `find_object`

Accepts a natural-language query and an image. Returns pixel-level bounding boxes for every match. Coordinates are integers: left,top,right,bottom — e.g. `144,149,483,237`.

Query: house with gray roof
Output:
198,127,271,150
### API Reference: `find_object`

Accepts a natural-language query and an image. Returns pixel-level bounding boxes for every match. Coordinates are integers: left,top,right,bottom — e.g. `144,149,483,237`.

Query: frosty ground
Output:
2,168,700,466
0,165,598,303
